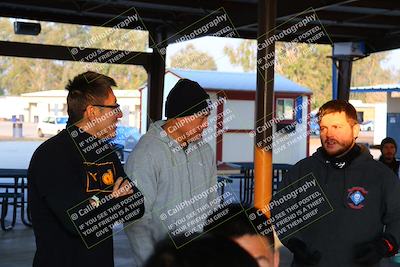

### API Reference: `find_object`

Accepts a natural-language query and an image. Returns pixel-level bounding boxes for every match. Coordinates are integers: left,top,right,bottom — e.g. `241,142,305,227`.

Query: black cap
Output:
381,137,397,151
165,79,211,118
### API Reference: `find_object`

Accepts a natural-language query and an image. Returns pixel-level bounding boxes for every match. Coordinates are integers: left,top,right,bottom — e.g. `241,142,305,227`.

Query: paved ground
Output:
1,215,399,267
0,210,137,267
0,121,44,141
0,141,42,169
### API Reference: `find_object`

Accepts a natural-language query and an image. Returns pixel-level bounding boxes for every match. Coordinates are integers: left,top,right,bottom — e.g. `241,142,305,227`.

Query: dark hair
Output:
203,203,275,251
144,234,259,267
317,100,358,126
66,71,117,124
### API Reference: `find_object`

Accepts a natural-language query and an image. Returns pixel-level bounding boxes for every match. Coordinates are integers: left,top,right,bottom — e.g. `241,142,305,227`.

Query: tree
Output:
169,44,217,70
275,42,332,109
223,40,332,109
350,51,397,103
223,39,399,108
224,39,257,72
0,18,149,95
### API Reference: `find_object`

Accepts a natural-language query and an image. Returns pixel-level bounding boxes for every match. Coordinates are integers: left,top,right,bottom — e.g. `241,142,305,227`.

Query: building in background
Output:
0,90,141,128
350,85,397,148
139,68,313,165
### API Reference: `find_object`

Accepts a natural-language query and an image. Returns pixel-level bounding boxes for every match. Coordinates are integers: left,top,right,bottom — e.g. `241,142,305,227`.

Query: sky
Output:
166,36,245,72
166,36,400,76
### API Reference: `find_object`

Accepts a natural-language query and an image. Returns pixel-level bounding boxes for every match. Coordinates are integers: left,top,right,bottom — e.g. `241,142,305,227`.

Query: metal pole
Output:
332,52,338,100
337,58,352,101
255,0,276,214
147,31,166,128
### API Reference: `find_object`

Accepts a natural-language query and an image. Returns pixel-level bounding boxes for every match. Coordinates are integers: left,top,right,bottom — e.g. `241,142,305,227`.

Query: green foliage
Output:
275,42,332,109
223,39,399,109
350,51,399,103
169,44,217,70
0,18,148,95
224,39,257,72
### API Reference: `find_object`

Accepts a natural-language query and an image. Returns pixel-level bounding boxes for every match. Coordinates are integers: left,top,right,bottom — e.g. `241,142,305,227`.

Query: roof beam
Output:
0,41,151,66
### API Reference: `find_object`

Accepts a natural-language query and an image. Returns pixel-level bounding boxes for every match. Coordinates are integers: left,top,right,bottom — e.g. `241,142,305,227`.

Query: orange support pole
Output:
254,0,276,216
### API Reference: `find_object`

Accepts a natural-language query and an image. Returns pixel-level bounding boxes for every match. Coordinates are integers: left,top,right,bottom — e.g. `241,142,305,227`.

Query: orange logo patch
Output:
84,162,116,193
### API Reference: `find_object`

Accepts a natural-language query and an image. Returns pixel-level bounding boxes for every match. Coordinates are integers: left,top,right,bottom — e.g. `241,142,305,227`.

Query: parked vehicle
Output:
310,114,320,135
37,116,68,137
111,126,141,162
360,120,374,131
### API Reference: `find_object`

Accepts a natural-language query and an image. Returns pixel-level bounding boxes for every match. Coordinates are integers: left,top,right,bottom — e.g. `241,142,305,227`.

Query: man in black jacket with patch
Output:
28,71,145,267
273,100,400,267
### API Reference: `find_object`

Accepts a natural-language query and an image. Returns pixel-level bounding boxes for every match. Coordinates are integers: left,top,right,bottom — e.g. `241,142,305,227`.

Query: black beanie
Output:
381,137,397,152
165,79,211,118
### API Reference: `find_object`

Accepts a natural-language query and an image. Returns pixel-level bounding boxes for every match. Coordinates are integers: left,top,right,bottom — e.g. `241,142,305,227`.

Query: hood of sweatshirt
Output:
310,144,373,209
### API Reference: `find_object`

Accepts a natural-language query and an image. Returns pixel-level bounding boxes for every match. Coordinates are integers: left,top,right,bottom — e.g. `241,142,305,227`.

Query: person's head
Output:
164,79,211,144
144,234,259,267
317,100,360,157
66,71,122,138
381,137,397,162
204,204,279,267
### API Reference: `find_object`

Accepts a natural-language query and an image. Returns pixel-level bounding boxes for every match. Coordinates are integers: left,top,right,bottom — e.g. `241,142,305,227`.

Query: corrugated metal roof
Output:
351,84,400,93
168,68,312,94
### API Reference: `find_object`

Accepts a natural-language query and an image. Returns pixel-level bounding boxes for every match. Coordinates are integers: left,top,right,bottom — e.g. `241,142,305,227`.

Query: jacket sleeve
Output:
271,163,303,246
382,170,400,245
107,155,145,223
207,149,218,204
123,148,159,267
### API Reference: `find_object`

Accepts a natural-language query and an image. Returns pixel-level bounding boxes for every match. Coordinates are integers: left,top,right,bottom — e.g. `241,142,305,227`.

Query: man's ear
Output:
353,123,360,139
85,105,96,121
274,249,280,267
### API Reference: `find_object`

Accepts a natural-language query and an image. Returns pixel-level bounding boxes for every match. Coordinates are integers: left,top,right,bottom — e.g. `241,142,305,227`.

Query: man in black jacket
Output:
272,100,400,267
28,71,145,267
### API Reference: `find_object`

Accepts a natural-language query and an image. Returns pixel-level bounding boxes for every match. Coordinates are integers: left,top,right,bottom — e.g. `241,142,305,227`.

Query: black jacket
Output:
275,145,400,267
378,156,400,177
28,126,145,267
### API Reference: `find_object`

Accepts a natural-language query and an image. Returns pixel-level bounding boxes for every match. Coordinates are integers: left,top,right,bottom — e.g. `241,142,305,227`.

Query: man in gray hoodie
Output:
124,79,217,266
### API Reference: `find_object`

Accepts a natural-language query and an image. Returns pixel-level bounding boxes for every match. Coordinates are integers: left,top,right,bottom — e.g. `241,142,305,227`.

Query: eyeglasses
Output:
92,103,120,109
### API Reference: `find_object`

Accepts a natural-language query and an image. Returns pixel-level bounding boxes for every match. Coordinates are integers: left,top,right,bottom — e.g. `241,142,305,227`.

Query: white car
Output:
37,116,68,137
360,120,374,131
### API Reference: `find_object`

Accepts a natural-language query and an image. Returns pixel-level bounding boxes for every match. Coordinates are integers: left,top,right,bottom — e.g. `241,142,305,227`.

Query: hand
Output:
111,177,133,198
287,238,321,265
354,234,398,265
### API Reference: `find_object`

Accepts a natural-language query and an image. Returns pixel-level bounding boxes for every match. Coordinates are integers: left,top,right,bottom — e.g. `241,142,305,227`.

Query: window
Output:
276,98,294,120
357,111,364,123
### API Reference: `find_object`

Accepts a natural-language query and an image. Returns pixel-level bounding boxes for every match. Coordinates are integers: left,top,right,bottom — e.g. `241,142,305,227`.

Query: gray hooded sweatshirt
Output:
123,120,217,266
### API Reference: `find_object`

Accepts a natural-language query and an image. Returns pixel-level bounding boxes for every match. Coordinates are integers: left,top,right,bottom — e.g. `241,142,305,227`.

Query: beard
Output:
384,153,395,161
322,137,354,158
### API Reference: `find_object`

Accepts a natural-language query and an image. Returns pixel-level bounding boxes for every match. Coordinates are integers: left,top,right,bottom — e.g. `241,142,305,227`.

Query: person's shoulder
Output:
31,130,72,161
294,156,319,168
132,133,166,156
371,159,398,180
367,156,389,169
29,130,74,177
